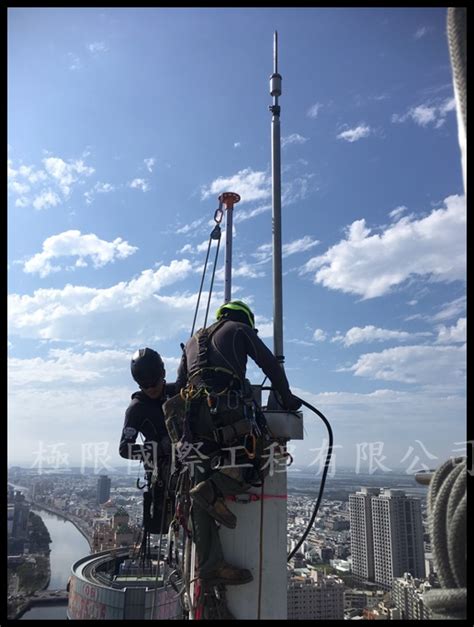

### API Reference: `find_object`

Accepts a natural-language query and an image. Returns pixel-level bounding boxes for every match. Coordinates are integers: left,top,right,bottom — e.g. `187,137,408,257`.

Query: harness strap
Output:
187,319,243,392
191,318,226,374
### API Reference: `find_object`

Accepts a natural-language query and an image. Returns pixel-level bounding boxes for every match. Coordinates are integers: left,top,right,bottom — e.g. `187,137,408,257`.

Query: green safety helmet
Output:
216,300,255,328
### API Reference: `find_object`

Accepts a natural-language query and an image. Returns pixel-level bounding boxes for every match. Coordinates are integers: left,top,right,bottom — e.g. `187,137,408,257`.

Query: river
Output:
20,508,90,620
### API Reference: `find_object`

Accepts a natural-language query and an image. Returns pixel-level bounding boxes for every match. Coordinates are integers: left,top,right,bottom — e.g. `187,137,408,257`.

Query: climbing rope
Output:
423,457,466,620
190,204,224,337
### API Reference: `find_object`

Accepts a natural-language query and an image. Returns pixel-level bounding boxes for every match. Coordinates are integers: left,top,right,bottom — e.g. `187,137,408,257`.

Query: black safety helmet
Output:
130,348,165,388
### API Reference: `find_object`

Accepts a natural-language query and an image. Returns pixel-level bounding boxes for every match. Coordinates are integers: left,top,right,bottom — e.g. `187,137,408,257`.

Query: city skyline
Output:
8,465,435,620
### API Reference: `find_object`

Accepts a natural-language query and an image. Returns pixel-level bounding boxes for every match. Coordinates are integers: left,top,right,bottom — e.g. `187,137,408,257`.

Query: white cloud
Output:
144,157,155,172
337,124,371,143
8,159,17,179
10,348,181,389
87,41,108,54
389,205,408,220
411,105,437,126
307,103,323,119
391,97,455,128
176,218,205,234
282,174,315,205
26,169,48,184
302,194,466,299
231,263,266,279
68,53,82,70
414,26,429,39
313,328,326,342
345,344,465,390
43,156,95,197
8,161,48,186
234,204,271,223
10,181,30,195
179,244,193,254
288,338,315,347
254,317,273,338
282,133,309,148
202,169,314,210
8,349,127,386
435,317,466,344
9,155,94,208
332,325,432,347
32,189,61,210
254,236,319,264
283,236,320,257
23,230,138,278
96,182,114,193
8,259,195,343
84,182,115,204
439,97,456,115
196,238,218,254
201,168,271,204
234,142,241,148
253,243,272,263
431,296,466,322
129,178,149,192
287,385,465,468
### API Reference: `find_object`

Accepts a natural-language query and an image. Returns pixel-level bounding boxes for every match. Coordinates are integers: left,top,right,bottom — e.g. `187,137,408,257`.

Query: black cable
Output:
286,397,333,561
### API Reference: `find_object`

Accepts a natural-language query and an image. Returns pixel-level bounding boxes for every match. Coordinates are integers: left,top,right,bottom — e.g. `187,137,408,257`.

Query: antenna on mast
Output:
269,31,284,390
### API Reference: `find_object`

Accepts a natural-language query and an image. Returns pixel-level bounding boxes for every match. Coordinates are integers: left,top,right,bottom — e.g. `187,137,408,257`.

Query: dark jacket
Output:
119,383,176,467
176,319,294,405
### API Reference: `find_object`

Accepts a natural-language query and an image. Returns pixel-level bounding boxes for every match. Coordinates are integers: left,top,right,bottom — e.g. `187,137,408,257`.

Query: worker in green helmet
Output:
165,300,301,588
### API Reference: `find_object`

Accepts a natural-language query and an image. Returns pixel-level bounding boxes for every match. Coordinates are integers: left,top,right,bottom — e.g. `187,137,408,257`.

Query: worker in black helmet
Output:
119,347,174,468
165,300,301,587
120,348,177,535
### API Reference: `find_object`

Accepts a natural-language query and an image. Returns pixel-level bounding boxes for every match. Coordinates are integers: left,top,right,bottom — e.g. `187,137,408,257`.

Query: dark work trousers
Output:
189,403,254,577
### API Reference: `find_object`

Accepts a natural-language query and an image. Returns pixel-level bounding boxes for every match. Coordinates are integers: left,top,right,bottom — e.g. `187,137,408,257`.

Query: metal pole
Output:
224,205,233,303
219,192,241,304
269,31,284,362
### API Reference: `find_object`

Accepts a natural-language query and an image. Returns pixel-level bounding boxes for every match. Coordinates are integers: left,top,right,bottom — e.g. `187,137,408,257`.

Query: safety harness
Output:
173,318,274,486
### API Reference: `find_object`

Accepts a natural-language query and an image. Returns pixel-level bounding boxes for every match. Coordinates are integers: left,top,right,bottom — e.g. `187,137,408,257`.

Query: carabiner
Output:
214,205,224,224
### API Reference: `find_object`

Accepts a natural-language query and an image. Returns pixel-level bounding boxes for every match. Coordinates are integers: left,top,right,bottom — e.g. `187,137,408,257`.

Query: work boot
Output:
200,561,253,586
190,481,237,529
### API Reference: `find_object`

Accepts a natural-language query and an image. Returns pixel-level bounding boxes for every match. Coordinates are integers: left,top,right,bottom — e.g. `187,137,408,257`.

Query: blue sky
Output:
8,8,466,474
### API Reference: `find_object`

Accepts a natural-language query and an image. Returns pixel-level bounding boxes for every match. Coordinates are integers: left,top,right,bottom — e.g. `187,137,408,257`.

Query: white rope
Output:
423,457,466,619
447,7,466,193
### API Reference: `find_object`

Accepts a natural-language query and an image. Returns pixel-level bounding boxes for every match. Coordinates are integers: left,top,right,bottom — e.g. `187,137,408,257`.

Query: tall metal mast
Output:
219,191,241,303
269,31,284,363
208,33,303,621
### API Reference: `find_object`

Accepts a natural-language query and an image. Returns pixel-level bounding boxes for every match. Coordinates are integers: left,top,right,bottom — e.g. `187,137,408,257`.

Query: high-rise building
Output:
372,489,425,589
349,488,425,590
8,491,30,555
97,475,111,505
288,571,344,620
12,491,30,540
392,572,433,620
349,487,379,582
